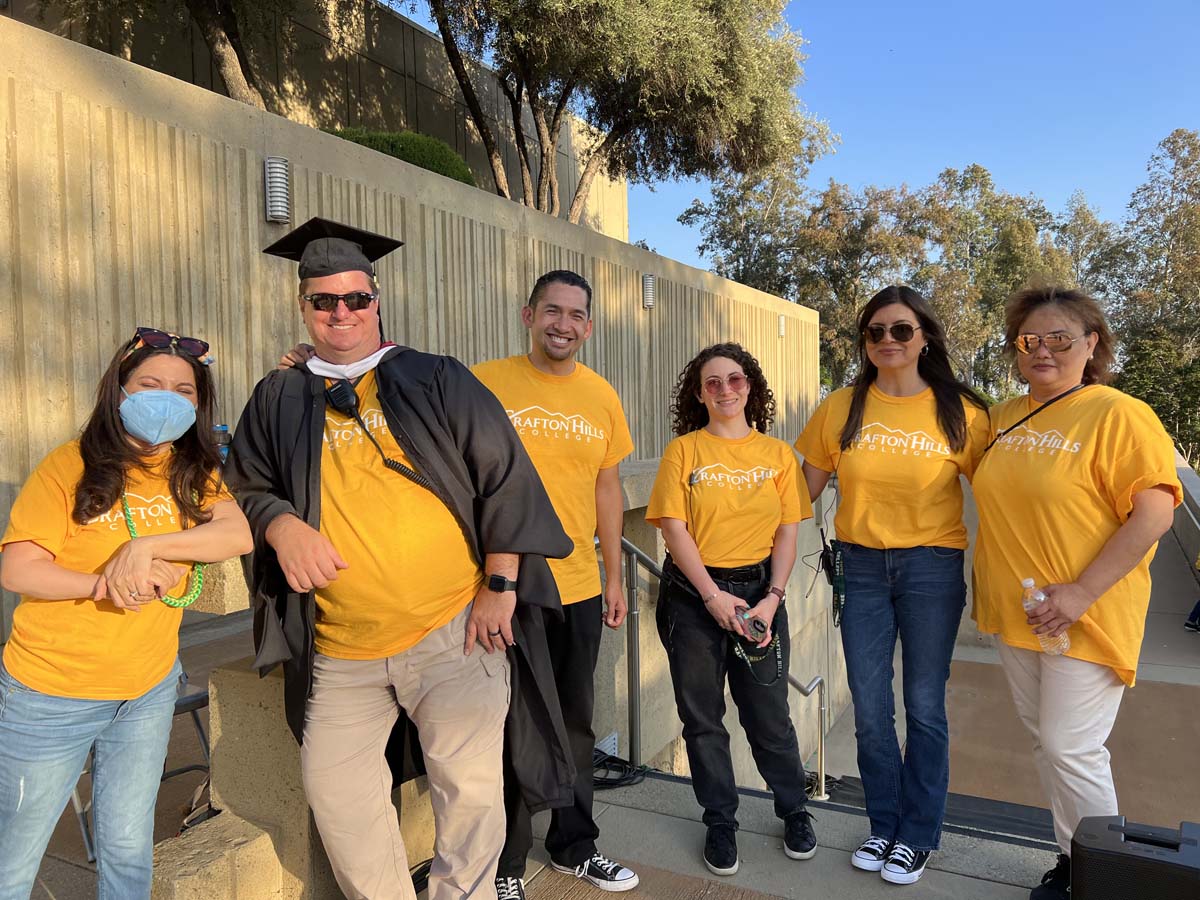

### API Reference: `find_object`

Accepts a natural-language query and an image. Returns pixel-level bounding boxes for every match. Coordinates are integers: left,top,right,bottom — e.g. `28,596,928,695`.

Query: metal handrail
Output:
617,537,829,801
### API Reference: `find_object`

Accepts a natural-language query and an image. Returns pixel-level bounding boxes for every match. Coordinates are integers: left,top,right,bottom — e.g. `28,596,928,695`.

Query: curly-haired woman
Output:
0,328,252,899
794,286,989,886
646,342,817,878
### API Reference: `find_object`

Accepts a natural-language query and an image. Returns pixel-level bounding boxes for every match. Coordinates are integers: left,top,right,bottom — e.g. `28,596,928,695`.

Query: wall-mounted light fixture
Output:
264,156,291,223
641,273,657,310
779,314,786,338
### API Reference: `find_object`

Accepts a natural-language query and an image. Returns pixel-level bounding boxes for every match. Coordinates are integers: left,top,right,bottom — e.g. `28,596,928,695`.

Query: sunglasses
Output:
864,323,922,343
702,373,750,395
123,327,213,366
301,291,378,312
1014,333,1086,354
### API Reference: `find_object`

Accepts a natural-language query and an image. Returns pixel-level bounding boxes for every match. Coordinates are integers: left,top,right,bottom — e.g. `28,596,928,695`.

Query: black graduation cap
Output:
262,216,403,280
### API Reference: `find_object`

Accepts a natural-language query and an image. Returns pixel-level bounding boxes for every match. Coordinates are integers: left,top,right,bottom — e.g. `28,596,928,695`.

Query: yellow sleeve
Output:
794,396,836,472
646,436,689,527
601,391,635,469
0,445,76,557
204,471,236,509
1102,400,1183,520
961,402,993,481
776,446,812,523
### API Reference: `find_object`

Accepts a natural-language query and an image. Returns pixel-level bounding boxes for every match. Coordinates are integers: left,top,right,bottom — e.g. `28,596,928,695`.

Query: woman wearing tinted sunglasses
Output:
971,286,1180,900
794,286,989,885
646,343,818,878
0,328,251,899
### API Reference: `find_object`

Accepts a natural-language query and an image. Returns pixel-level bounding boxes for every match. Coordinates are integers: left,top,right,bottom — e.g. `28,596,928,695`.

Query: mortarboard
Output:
262,216,403,280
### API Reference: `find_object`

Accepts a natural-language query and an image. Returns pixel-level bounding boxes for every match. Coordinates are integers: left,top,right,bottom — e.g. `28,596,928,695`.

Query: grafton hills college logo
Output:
506,405,606,444
689,463,776,491
325,406,390,450
851,422,951,458
89,493,178,531
994,423,1083,455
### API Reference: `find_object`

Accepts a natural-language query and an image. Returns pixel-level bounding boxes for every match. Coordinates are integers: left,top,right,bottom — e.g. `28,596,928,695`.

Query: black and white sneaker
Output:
880,841,930,884
1185,618,1200,633
551,853,639,892
783,810,818,859
703,824,739,876
851,835,893,872
494,876,526,900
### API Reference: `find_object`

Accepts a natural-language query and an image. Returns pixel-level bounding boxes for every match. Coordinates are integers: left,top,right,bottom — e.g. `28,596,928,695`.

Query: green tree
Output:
1116,324,1200,463
426,0,828,223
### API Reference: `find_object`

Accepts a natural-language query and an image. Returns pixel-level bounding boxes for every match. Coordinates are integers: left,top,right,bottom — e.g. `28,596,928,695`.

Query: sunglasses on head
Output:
702,373,750,395
123,327,213,365
302,291,378,312
864,323,922,344
1014,333,1086,354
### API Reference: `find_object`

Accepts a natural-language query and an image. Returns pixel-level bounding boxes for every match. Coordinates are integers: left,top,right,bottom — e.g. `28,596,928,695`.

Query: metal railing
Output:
617,537,829,801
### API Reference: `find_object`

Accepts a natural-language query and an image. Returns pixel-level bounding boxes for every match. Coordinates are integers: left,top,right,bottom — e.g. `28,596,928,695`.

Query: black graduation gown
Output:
225,345,577,813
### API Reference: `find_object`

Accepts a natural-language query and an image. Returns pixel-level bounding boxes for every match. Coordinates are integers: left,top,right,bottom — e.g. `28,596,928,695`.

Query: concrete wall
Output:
1172,451,1200,585
1,0,629,239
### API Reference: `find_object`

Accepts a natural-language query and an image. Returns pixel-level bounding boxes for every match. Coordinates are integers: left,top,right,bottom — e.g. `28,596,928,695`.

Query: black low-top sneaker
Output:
1030,853,1071,900
551,853,639,892
783,809,818,860
851,835,893,872
1185,618,1200,632
703,824,739,876
880,841,930,885
494,876,526,900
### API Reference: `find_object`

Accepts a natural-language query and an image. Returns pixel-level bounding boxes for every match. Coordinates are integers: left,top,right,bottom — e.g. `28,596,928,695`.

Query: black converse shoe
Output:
851,835,893,872
494,876,526,900
783,810,818,859
1030,853,1071,900
880,841,930,885
703,824,739,876
551,853,640,892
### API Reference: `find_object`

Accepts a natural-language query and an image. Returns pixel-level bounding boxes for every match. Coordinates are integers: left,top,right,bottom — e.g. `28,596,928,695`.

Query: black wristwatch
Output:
487,574,519,593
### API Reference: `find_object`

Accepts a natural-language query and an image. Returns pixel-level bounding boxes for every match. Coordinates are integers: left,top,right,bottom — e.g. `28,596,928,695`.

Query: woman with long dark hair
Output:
647,342,817,878
0,328,251,899
794,286,989,885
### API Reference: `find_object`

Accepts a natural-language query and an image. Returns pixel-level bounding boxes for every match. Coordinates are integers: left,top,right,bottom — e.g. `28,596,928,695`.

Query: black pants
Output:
498,595,603,875
655,562,808,828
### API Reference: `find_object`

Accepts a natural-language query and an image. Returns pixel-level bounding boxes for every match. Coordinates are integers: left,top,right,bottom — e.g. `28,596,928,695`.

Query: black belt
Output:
664,555,769,589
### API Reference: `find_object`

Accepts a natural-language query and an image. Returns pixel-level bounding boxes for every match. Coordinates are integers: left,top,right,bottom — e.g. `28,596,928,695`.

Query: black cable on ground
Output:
592,748,652,790
805,770,842,799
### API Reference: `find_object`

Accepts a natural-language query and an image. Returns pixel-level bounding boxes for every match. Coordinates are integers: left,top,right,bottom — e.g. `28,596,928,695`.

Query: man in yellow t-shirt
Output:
227,218,573,900
473,271,639,896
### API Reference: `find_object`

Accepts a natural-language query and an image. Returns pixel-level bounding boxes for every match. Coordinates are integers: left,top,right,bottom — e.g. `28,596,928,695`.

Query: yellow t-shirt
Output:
316,371,483,659
472,355,634,604
794,384,990,549
646,429,811,567
972,386,1182,685
1,441,229,699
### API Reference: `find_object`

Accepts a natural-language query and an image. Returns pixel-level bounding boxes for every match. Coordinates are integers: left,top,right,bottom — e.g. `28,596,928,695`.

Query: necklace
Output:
120,493,205,608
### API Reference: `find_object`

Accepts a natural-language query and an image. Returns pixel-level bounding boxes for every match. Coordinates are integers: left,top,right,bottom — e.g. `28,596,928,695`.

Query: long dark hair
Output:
73,337,221,526
839,286,987,452
669,342,777,436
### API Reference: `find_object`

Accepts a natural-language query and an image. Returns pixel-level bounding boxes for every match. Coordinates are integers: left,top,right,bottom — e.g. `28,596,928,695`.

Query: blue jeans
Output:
0,656,181,900
837,542,965,851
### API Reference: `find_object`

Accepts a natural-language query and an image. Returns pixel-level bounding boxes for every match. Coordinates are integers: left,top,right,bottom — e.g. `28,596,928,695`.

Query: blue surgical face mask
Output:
119,389,197,446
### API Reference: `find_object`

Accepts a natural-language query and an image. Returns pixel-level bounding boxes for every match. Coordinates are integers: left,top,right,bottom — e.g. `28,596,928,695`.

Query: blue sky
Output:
629,0,1200,268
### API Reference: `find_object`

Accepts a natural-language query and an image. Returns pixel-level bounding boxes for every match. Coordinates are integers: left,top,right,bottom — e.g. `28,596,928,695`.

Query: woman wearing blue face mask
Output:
0,327,252,900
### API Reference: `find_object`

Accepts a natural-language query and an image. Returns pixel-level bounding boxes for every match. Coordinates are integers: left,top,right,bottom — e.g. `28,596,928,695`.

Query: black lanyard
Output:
983,384,1085,453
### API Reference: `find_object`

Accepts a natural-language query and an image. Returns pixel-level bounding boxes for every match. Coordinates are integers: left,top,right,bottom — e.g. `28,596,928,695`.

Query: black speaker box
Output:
1072,816,1200,899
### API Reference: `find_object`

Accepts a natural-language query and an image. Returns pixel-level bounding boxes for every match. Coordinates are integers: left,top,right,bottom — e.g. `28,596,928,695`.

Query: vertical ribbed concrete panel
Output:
0,17,820,638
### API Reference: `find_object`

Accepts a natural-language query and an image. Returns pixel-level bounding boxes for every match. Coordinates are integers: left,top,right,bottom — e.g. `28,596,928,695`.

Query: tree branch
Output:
567,129,622,225
499,74,535,207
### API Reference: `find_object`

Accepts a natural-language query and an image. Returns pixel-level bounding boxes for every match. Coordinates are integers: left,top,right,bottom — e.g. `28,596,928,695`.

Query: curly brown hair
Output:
669,343,777,436
1004,284,1115,385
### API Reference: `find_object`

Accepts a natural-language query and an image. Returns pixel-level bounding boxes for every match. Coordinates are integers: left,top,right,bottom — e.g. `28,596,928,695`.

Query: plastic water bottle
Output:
1021,577,1070,656
213,424,231,463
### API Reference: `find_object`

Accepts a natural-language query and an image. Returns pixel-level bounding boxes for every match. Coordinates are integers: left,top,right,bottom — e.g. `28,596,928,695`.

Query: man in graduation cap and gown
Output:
225,217,576,900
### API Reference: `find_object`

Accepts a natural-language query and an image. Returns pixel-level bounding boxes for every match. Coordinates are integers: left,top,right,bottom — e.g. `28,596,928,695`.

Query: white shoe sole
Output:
703,857,740,876
784,844,817,860
880,865,926,885
549,862,640,892
852,854,887,872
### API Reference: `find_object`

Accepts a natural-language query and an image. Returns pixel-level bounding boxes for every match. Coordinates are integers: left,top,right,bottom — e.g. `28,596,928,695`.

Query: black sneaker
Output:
550,853,639,892
494,876,526,900
851,835,893,872
783,809,817,860
703,824,739,876
880,841,930,885
1030,853,1071,900
1185,618,1200,633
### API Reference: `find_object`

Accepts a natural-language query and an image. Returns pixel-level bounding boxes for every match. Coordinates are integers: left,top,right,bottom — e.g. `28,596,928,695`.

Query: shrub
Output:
330,128,475,187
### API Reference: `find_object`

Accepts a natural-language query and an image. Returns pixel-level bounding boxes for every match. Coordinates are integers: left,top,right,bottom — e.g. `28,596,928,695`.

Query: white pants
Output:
997,643,1126,854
